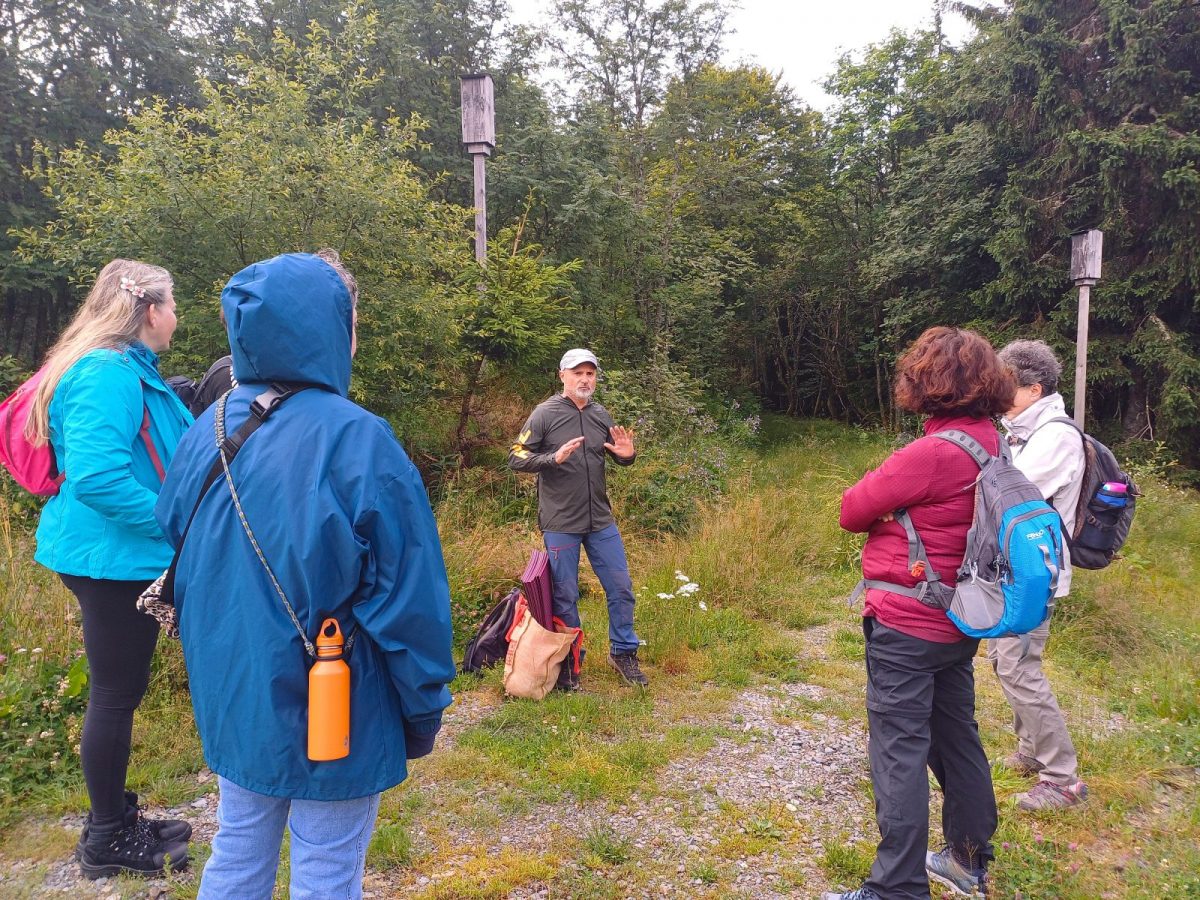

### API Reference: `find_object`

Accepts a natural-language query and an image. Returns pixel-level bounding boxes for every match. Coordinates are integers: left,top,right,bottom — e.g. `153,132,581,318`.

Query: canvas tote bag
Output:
503,594,580,700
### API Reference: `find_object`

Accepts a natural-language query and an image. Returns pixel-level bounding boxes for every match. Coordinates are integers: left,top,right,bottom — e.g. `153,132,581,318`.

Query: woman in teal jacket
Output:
155,251,455,899
29,259,194,878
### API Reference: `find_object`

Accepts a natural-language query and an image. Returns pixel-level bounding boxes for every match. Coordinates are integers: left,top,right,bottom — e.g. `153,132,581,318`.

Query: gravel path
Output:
8,626,876,899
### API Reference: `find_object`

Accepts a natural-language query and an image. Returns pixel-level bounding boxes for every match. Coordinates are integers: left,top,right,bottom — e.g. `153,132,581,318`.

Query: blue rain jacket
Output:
35,343,193,580
155,253,455,800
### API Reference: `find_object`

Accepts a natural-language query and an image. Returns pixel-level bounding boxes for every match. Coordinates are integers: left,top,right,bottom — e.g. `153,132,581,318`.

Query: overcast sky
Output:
505,0,982,110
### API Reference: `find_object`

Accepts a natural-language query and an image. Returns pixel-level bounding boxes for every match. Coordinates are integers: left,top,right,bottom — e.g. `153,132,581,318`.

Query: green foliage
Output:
0,651,88,814
0,355,28,396
598,352,762,533
17,14,473,432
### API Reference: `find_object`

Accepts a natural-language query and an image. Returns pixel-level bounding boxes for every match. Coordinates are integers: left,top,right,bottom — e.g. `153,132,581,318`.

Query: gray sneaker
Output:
607,651,649,686
1016,779,1088,810
926,847,987,897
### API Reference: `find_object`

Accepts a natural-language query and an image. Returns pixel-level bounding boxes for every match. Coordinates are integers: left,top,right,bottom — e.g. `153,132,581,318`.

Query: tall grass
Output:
2,416,1198,898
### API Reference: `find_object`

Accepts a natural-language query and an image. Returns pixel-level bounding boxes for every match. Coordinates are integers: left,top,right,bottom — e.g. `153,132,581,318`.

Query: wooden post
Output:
1073,282,1091,429
1069,228,1103,430
460,74,495,266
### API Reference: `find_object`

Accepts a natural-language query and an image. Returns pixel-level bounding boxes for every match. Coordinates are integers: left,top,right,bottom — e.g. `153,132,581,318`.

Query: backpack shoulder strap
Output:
159,383,312,610
931,429,991,469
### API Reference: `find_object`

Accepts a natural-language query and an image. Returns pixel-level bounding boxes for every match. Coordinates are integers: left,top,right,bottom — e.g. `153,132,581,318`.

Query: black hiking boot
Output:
78,819,189,879
554,662,581,692
76,791,192,860
607,650,649,686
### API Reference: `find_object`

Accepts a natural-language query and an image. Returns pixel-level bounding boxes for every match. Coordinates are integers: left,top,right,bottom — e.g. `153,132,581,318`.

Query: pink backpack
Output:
0,367,63,496
0,366,165,497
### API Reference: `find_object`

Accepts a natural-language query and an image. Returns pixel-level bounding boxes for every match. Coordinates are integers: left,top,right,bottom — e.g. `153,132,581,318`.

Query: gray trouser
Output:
863,619,996,900
987,620,1079,785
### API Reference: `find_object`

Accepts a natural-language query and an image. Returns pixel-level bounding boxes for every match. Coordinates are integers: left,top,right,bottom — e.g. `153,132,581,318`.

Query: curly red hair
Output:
895,326,1015,418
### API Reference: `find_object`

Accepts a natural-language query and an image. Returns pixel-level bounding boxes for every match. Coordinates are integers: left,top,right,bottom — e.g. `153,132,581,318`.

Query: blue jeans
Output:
543,523,640,654
198,776,380,900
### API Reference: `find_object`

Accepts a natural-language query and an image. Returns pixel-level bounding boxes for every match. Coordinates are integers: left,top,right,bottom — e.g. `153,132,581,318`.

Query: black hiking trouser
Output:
59,574,159,838
862,618,997,900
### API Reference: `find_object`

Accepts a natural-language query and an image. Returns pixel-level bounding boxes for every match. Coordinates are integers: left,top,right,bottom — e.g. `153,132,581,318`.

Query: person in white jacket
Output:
992,339,1089,810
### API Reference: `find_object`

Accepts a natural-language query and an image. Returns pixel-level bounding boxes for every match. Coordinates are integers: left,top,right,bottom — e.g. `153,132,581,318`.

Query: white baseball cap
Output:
559,348,600,371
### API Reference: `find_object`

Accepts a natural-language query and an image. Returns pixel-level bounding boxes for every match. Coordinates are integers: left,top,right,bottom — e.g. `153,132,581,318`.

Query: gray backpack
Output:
851,430,1065,641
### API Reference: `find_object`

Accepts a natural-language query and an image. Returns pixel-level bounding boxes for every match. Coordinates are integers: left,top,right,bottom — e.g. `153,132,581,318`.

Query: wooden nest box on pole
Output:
1070,228,1103,285
460,74,495,265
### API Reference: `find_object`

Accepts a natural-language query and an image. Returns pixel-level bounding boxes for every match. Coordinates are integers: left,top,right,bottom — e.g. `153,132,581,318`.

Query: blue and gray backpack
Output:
850,430,1065,643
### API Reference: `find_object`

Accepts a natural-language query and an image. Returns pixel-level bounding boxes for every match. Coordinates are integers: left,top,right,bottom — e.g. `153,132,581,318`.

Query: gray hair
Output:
998,339,1062,393
315,248,358,308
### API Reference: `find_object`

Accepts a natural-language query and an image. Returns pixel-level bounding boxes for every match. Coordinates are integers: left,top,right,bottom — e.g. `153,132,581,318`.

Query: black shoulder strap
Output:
160,383,311,607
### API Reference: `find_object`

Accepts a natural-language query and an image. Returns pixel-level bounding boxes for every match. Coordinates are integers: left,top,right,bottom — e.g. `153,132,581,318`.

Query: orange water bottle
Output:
308,618,350,761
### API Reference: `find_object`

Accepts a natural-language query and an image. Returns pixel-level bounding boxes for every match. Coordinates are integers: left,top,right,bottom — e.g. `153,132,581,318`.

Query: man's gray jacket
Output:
508,394,635,534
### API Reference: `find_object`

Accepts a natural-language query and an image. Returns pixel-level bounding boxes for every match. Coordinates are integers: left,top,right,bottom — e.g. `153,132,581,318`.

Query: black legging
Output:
59,574,159,834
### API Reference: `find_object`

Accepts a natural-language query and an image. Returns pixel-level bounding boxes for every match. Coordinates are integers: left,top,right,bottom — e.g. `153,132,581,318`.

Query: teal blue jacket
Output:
35,344,194,580
155,253,455,800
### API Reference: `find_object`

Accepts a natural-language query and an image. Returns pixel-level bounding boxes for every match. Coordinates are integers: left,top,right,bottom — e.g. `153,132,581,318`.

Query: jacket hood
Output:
1001,392,1068,441
221,253,352,396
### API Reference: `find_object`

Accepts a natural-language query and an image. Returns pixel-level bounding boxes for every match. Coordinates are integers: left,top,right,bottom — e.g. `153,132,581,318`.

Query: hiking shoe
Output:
76,791,192,860
820,888,881,900
554,663,581,692
1003,752,1044,777
607,651,649,686
926,847,988,897
79,819,189,879
1016,779,1088,811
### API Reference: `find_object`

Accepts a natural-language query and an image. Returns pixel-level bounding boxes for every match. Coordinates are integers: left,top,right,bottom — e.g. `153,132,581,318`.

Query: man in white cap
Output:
508,348,647,687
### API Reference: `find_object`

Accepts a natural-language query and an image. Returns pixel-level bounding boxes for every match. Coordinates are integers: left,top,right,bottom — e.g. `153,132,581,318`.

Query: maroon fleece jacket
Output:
840,414,1000,643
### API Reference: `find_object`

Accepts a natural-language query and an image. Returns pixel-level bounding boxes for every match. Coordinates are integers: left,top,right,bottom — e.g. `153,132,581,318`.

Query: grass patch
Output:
581,825,631,868
3,418,1199,898
369,820,415,870
414,846,557,899
821,839,874,887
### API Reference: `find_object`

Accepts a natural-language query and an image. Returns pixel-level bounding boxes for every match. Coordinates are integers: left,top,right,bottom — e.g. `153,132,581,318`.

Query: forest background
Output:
2,0,1198,498
1,2,1199,895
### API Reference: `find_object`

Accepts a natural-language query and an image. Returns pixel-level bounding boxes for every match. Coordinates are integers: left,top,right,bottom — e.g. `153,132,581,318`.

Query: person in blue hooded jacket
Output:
28,258,195,879
155,250,455,899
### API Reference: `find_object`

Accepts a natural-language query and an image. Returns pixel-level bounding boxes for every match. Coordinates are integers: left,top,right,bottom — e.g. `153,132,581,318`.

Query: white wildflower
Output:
675,573,689,582
698,601,708,611
656,592,675,600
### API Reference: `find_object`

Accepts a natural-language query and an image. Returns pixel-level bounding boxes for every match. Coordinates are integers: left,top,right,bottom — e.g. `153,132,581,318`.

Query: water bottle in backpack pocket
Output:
1074,480,1131,562
1026,417,1138,570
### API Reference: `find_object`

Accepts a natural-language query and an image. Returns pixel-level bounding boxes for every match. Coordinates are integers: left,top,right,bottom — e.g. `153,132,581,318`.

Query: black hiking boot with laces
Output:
78,819,190,879
607,650,649,686
76,790,192,860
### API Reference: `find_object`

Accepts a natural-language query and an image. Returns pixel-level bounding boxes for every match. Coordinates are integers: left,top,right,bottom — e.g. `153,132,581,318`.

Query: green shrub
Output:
0,650,88,816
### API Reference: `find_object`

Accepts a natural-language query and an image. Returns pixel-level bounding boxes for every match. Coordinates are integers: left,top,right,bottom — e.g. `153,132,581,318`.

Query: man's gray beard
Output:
568,386,594,402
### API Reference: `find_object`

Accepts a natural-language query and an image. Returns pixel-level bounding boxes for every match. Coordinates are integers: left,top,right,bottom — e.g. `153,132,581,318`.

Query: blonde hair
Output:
27,259,174,444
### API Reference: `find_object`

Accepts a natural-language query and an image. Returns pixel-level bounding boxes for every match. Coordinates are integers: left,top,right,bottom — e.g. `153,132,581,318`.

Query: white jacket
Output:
1001,393,1086,596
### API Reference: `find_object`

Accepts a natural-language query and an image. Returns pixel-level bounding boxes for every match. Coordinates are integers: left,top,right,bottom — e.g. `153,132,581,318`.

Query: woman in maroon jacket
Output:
823,327,1015,900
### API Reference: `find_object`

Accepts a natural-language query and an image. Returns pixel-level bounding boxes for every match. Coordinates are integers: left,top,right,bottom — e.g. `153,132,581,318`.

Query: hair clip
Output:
120,276,147,299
